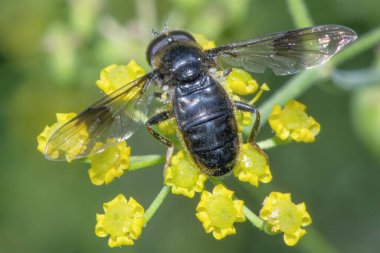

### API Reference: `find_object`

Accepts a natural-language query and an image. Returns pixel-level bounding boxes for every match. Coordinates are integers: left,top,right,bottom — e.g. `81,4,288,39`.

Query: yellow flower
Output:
260,192,312,246
192,33,216,50
88,140,131,185
225,68,259,96
233,143,272,187
269,100,320,142
196,184,245,240
96,60,146,95
95,194,145,247
164,150,208,198
37,113,88,162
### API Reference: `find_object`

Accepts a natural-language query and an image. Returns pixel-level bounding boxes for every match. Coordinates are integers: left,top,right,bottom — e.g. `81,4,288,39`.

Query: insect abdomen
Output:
173,75,239,176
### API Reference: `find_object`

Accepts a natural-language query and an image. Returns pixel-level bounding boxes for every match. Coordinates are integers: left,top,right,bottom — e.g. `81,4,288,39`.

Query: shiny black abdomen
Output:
173,74,239,176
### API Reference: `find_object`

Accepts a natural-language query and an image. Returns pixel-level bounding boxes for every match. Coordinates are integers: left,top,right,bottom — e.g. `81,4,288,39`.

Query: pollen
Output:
95,194,145,247
196,184,245,240
269,100,320,142
164,150,208,198
233,143,272,187
260,192,312,246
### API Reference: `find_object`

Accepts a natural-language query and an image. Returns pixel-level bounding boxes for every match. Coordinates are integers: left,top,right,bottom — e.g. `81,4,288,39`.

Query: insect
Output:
45,25,357,176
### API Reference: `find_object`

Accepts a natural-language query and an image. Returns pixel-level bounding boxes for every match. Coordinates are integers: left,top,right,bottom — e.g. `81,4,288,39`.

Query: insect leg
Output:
234,101,269,165
145,111,174,172
234,101,261,143
146,111,173,146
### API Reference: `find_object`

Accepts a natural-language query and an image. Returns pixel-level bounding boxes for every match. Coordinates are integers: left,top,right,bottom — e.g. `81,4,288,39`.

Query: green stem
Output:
242,205,265,230
144,185,170,224
298,227,340,253
257,137,292,150
136,0,157,29
129,155,165,171
258,26,380,126
286,0,314,28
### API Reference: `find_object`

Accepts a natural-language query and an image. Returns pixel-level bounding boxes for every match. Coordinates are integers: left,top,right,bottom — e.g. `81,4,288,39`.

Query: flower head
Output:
37,113,88,162
164,150,208,198
196,184,245,240
88,140,131,185
95,194,145,247
260,192,312,246
269,100,320,142
224,68,259,96
233,143,272,187
96,61,146,95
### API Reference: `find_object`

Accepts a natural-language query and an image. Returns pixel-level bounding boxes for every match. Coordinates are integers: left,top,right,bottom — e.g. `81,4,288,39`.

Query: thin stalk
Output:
298,227,340,253
129,155,165,171
286,0,314,27
136,0,157,29
242,205,265,231
144,185,170,224
257,137,292,150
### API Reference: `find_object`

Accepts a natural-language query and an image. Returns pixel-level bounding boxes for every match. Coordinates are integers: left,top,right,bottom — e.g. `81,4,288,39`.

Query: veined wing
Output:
206,25,357,75
45,73,156,161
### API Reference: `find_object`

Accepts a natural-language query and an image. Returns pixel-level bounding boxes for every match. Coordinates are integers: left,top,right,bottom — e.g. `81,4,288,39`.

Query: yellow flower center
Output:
92,146,119,168
233,143,271,187
172,158,199,187
273,200,302,233
206,195,237,229
103,201,133,237
279,107,309,130
239,146,267,175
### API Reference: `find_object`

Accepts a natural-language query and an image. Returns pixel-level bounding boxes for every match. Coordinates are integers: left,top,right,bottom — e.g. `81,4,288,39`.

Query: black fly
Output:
45,25,357,176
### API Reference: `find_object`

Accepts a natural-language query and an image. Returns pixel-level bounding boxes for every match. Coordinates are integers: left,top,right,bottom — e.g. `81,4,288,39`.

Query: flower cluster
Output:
269,100,320,142
37,33,319,248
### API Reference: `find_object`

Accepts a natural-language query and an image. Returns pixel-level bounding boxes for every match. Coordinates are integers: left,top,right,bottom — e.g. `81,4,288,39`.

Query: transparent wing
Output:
45,73,155,161
206,25,357,75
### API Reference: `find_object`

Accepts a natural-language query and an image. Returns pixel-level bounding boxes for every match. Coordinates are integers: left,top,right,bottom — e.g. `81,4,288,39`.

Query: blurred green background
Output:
1,0,380,252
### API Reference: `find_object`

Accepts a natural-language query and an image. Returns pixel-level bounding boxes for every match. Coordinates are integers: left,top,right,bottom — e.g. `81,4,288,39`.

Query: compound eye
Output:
146,31,196,67
146,35,167,67
169,31,195,43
